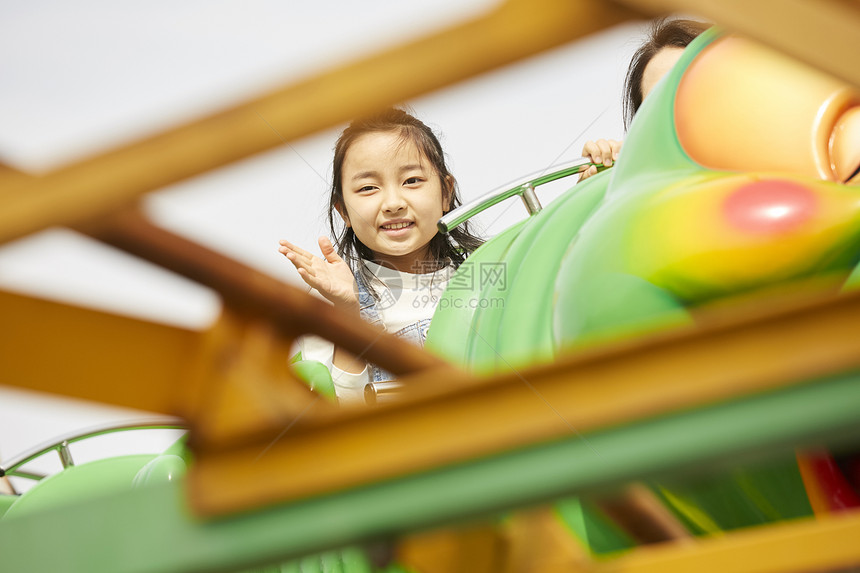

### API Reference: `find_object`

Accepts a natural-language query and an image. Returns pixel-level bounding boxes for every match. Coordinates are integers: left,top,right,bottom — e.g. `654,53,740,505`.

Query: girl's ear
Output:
335,201,351,227
442,175,455,213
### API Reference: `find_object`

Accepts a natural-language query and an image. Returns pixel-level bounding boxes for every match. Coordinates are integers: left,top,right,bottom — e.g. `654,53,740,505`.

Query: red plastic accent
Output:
723,179,816,234
808,452,860,512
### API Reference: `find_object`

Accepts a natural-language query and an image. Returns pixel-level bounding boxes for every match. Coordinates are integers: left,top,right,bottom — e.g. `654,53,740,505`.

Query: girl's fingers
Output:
278,247,302,264
298,264,323,283
296,268,321,291
282,247,320,271
299,247,316,260
318,236,343,264
278,239,298,254
279,240,316,261
281,249,317,278
280,239,341,279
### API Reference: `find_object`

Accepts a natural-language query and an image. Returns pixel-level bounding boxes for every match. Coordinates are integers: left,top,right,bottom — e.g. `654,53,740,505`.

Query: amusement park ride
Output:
2,0,860,571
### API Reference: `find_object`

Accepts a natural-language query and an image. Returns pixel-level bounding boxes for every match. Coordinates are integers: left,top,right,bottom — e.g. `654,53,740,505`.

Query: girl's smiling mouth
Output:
381,221,414,231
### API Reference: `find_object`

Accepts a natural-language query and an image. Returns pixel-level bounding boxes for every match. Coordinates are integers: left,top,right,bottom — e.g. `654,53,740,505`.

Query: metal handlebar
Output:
438,157,605,234
364,381,403,405
0,416,185,488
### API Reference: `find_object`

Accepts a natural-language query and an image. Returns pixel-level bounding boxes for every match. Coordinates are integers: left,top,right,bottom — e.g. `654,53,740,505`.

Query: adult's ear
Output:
335,201,351,227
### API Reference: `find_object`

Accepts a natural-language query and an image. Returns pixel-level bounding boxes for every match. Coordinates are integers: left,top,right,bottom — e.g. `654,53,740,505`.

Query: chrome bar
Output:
365,381,404,405
0,469,44,481
437,157,601,234
0,416,185,480
520,183,542,215
57,441,74,469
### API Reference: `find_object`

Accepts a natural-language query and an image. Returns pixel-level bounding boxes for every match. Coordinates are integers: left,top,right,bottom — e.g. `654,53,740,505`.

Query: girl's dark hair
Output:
327,107,483,291
622,17,711,131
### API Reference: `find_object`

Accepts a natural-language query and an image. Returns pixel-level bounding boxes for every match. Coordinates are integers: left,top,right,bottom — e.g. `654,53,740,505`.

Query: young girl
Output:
279,108,482,403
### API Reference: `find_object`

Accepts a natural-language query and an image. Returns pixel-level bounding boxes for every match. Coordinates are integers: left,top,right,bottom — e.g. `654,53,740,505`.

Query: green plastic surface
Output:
650,457,812,535
425,220,526,370
293,359,337,402
6,26,860,572
0,494,16,518
3,454,157,520
419,26,860,554
554,496,635,556
1,369,858,572
494,175,608,370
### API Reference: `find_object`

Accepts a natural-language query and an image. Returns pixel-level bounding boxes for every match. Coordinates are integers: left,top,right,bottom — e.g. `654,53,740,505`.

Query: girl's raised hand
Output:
278,237,359,311
579,139,622,182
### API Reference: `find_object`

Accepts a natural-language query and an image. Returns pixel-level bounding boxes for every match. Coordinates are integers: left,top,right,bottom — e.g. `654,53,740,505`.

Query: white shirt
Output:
299,261,453,404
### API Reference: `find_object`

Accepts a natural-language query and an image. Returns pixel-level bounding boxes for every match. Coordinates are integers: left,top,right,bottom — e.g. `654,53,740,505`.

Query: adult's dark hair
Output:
328,107,483,293
622,17,711,131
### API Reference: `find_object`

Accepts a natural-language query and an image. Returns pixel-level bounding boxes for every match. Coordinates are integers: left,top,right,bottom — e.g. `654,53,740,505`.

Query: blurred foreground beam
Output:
0,0,642,245
618,0,860,88
0,288,325,423
0,207,453,419
0,289,198,413
599,508,860,573
79,208,449,383
188,284,860,517
1,364,858,572
72,208,453,437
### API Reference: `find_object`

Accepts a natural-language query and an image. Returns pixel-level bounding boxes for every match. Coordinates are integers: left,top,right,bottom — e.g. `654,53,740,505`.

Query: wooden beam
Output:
188,284,860,516
0,206,453,419
1,369,857,573
0,0,642,246
79,208,452,382
597,509,860,573
0,289,198,413
618,0,860,88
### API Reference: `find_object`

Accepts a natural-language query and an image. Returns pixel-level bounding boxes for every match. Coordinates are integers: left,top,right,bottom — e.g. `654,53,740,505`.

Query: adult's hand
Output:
579,139,622,181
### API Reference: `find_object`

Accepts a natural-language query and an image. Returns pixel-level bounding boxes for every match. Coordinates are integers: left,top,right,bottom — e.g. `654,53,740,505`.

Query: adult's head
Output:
622,17,711,130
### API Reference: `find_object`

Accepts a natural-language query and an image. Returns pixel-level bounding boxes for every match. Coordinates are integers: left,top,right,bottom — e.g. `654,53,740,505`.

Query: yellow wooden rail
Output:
619,0,860,89
188,283,860,516
3,2,860,572
395,507,860,573
0,205,457,426
0,289,198,414
0,0,641,246
596,509,860,573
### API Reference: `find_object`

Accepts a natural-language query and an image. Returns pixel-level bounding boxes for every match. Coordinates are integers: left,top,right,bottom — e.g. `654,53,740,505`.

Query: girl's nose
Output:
381,187,407,212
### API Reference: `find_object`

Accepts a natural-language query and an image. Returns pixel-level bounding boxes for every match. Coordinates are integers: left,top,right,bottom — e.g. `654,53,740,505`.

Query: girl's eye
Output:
404,177,423,186
358,185,377,193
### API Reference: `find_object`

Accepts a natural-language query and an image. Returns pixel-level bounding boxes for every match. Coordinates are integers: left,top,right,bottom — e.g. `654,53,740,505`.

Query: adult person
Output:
579,17,711,181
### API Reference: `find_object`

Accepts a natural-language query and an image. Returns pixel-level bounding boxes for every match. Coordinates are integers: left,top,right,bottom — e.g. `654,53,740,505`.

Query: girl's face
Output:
337,130,450,273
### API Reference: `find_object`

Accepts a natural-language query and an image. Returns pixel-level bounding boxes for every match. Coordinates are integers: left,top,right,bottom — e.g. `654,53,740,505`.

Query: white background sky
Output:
0,0,648,470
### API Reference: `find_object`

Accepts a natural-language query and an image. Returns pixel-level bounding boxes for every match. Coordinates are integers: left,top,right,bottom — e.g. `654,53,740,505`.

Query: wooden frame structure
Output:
2,0,860,571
